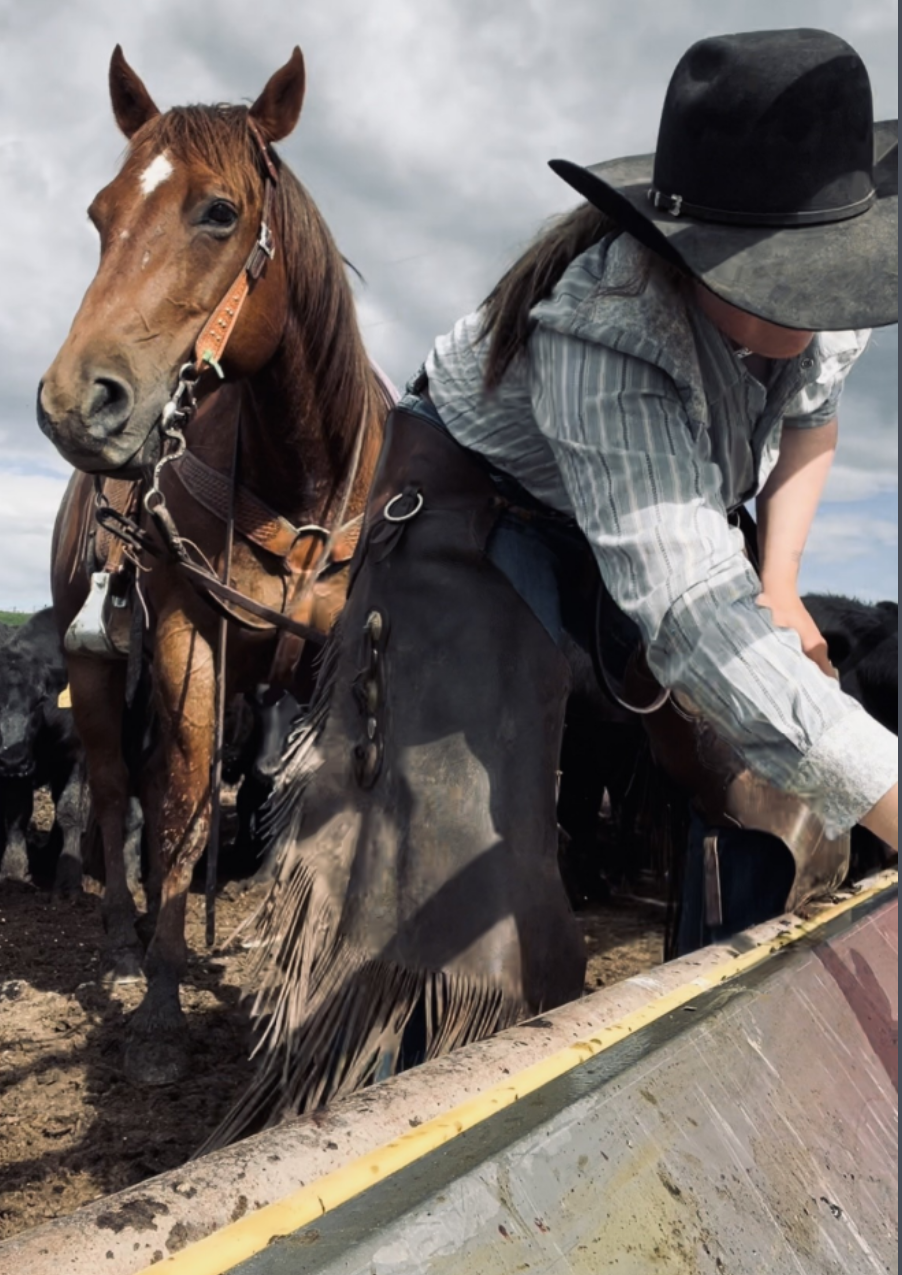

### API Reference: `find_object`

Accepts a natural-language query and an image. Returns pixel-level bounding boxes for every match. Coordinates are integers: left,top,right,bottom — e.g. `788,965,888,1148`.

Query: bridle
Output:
97,114,377,650
143,116,280,535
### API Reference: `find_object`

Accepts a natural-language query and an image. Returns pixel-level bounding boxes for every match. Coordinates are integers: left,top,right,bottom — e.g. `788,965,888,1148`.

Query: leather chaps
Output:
223,403,850,1133
225,406,586,1130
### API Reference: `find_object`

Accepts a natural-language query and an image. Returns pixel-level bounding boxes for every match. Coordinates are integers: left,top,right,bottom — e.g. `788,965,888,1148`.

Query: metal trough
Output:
1,871,896,1275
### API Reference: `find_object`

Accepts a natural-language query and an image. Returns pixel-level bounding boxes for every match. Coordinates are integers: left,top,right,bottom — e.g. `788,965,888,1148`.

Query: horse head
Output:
38,46,306,475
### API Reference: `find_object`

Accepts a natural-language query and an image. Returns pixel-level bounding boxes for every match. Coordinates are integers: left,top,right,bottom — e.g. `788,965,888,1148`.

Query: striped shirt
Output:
424,231,897,837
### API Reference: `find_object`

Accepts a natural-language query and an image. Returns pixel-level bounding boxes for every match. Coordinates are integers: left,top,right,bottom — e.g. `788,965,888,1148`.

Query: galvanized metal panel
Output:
2,881,895,1275
241,894,898,1275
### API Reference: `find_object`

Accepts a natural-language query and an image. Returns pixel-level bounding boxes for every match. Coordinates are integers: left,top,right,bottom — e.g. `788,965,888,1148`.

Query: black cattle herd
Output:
0,593,897,910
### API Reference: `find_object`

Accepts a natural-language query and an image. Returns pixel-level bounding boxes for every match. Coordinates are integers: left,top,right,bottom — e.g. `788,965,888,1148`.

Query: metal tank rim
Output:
1,868,896,1275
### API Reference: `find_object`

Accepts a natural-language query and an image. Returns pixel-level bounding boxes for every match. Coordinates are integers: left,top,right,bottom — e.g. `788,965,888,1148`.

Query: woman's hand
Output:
756,591,835,677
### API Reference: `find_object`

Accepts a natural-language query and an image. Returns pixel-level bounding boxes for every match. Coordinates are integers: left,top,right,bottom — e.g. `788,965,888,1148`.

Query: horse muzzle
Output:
37,377,162,476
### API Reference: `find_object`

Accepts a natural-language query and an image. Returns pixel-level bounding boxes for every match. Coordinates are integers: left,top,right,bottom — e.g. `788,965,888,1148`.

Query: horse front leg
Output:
124,613,215,1086
67,655,143,979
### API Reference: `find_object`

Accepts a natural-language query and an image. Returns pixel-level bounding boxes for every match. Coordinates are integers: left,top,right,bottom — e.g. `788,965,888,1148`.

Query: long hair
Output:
478,202,618,390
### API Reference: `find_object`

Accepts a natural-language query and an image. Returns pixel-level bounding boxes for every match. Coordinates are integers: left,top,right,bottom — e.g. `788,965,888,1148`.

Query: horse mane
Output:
133,106,376,474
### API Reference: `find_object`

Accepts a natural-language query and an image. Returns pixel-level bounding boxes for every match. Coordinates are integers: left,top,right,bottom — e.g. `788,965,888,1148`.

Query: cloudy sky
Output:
0,0,896,609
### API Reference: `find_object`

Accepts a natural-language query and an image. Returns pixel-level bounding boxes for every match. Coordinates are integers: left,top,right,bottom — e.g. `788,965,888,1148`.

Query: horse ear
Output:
248,48,306,143
109,45,160,139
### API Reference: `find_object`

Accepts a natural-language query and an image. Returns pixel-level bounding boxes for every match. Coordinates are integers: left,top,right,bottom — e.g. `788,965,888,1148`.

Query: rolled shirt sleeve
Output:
782,329,871,429
529,326,897,837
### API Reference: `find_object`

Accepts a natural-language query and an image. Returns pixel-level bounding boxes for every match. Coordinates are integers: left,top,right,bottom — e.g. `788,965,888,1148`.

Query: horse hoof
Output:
101,947,145,985
52,854,84,899
124,1035,190,1087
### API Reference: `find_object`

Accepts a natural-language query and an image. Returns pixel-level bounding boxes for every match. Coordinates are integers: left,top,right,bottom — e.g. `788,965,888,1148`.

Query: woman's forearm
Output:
756,418,838,597
754,418,838,673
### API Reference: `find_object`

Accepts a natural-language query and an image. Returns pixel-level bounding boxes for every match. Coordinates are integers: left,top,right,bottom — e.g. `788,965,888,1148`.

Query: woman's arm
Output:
755,418,838,676
755,414,898,854
530,331,897,839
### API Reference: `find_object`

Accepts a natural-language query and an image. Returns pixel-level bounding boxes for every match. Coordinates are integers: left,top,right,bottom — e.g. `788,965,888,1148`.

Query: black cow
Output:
0,608,87,891
805,593,898,876
805,594,898,734
556,634,648,906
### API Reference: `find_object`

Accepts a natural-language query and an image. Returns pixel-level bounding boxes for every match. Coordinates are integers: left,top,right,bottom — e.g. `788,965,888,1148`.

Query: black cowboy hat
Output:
550,29,898,330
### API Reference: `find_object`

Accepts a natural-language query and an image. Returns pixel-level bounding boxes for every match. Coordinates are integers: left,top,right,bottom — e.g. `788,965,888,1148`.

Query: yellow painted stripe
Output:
139,871,898,1275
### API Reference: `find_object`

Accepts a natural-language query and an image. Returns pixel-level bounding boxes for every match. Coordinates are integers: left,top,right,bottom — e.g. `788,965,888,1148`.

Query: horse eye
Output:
204,201,238,227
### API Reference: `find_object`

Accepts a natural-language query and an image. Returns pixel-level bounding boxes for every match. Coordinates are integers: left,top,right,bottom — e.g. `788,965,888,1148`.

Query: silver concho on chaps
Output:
221,407,586,1135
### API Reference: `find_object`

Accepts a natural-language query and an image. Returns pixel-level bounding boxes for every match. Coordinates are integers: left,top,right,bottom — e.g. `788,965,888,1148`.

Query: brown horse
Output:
39,47,389,1084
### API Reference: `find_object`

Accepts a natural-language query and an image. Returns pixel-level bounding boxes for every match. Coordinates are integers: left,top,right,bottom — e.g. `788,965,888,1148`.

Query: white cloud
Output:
824,464,897,504
0,0,896,604
806,513,897,564
0,470,71,609
800,507,897,601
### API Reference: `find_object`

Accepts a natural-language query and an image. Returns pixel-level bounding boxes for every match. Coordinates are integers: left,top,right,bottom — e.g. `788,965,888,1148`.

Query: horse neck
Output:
237,325,375,525
222,170,382,524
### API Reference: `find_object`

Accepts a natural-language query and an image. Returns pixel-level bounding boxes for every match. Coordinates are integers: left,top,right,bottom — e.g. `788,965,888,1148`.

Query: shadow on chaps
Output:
218,408,587,1137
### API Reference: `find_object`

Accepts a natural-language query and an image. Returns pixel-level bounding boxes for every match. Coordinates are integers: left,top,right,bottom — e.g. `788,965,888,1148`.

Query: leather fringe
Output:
205,624,526,1149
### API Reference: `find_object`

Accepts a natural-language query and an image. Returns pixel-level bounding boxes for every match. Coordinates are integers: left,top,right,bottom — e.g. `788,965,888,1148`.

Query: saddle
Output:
64,458,362,683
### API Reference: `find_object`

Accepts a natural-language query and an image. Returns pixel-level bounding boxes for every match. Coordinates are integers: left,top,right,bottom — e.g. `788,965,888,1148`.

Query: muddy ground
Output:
0,794,664,1243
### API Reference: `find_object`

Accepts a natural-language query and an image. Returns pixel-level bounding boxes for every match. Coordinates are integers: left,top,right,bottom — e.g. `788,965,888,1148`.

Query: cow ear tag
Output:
58,685,72,708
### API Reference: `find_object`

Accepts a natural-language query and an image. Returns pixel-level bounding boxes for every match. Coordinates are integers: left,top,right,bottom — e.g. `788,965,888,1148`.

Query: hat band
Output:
647,186,876,227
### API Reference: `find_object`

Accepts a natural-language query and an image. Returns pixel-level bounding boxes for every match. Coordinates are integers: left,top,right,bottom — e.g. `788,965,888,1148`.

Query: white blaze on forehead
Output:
139,153,174,196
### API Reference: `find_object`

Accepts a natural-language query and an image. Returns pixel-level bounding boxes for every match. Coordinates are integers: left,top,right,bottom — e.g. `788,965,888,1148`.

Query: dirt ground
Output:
0,794,664,1244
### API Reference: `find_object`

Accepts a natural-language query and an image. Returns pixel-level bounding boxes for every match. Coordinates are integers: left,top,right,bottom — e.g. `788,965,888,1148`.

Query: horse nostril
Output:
36,380,53,436
86,375,134,435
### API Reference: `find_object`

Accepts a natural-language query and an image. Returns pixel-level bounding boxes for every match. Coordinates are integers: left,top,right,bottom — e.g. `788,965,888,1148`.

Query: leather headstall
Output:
190,116,278,382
